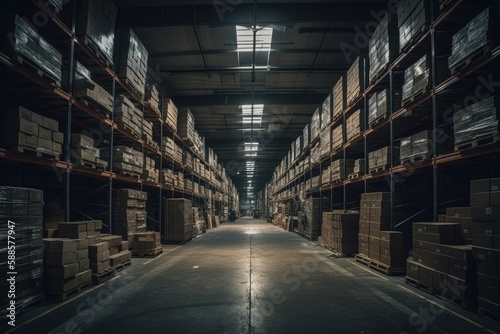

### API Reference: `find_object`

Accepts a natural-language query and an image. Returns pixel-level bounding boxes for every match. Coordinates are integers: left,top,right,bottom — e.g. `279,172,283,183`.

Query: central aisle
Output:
8,218,500,334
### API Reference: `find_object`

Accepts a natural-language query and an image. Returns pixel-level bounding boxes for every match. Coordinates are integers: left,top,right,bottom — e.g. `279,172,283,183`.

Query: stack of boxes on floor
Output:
132,232,161,256
102,234,131,269
0,186,44,318
358,193,407,268
193,207,207,237
407,221,475,307
112,189,147,245
3,106,64,159
163,198,193,242
322,211,359,255
442,207,472,245
471,178,500,315
303,198,329,240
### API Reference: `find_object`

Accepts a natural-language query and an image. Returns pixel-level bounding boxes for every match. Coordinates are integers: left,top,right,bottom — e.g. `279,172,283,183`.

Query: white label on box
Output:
486,207,492,215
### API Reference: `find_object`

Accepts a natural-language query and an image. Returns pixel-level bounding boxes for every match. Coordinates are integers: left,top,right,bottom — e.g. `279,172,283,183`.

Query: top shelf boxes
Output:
397,0,431,52
76,0,117,66
115,28,148,98
369,13,398,84
346,57,364,106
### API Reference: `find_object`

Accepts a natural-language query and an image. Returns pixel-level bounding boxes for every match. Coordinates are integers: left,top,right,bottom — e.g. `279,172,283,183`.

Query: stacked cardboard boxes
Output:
352,159,365,176
402,55,430,106
347,57,364,106
346,110,363,142
369,146,394,172
400,130,432,162
164,98,179,131
178,108,195,145
397,0,430,51
143,157,159,183
408,222,475,306
0,186,44,318
71,133,100,167
145,77,161,116
114,95,143,138
295,136,303,158
310,108,321,141
322,211,360,255
332,75,346,121
3,106,64,158
369,13,398,83
445,207,472,245
73,78,113,116
89,241,110,275
303,197,330,240
449,7,496,71
142,119,156,148
12,14,62,81
112,189,147,244
358,193,408,268
453,96,498,149
321,95,331,129
76,0,117,65
470,178,500,315
193,207,207,237
58,220,102,244
303,124,310,150
331,159,354,182
101,146,144,177
115,28,148,97
102,234,131,267
368,89,401,127
311,142,320,165
331,124,343,152
132,232,161,256
321,166,331,187
320,128,331,158
161,168,174,187
164,198,193,242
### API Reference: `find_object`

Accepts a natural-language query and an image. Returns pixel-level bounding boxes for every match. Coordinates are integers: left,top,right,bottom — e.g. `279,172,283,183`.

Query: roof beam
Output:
172,93,325,106
149,48,348,59
117,3,386,27
160,66,344,75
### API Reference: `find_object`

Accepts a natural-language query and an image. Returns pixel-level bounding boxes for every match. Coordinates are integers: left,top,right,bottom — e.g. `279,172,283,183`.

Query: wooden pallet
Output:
132,247,163,257
95,162,108,171
324,247,356,258
405,276,435,295
12,145,60,161
144,100,161,117
80,36,113,68
450,45,490,76
144,137,159,151
46,281,92,301
92,268,116,285
369,114,388,129
116,169,141,179
13,54,61,87
400,153,432,166
369,164,390,174
78,98,111,119
355,254,405,276
402,88,427,107
455,132,499,151
121,123,141,139
122,77,145,99
113,260,132,272
331,178,344,185
347,173,361,180
406,277,475,310
73,159,96,169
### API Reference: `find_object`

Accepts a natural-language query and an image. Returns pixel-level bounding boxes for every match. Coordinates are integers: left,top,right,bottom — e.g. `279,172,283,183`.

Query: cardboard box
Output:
78,258,90,273
46,263,78,279
90,249,110,263
101,235,122,247
75,249,89,261
473,246,500,265
472,206,500,222
478,273,500,303
419,264,433,287
89,242,109,255
45,252,78,266
379,231,403,249
90,259,110,274
43,238,77,253
406,258,420,280
75,238,89,250
76,269,92,287
471,178,490,193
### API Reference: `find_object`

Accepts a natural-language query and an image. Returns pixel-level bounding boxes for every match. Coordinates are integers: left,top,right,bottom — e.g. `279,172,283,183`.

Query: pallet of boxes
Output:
112,189,148,246
0,186,45,319
132,232,162,257
471,177,500,318
356,193,408,275
322,211,359,257
163,198,193,244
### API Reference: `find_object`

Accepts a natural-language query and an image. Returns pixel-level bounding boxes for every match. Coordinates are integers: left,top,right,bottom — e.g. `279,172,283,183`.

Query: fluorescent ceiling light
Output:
243,117,262,124
245,153,257,157
241,105,264,116
244,142,259,152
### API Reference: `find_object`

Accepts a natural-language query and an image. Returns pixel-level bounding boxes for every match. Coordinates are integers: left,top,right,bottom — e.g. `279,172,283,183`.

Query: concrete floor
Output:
3,218,500,334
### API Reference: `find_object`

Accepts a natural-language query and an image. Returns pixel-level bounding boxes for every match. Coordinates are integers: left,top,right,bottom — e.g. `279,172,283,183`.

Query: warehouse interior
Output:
1,0,500,333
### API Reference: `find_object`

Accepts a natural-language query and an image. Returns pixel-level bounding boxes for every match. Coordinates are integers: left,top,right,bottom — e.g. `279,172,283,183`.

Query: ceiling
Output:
115,0,388,199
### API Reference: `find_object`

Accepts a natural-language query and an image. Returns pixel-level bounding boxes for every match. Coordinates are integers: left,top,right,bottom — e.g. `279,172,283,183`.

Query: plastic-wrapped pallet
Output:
303,124,310,149
331,124,343,152
402,55,430,105
303,197,330,240
10,15,62,81
321,95,331,129
112,189,147,245
310,108,321,141
163,199,193,242
369,146,393,172
178,108,195,145
320,128,331,158
0,186,44,318
347,57,364,105
453,96,498,147
76,0,117,65
369,13,399,83
333,75,346,120
397,0,430,51
449,8,494,71
322,211,360,254
115,28,148,97
145,76,161,116
164,98,179,131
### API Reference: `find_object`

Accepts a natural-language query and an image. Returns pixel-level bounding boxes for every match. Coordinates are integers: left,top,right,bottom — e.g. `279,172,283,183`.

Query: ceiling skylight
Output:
236,26,273,52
